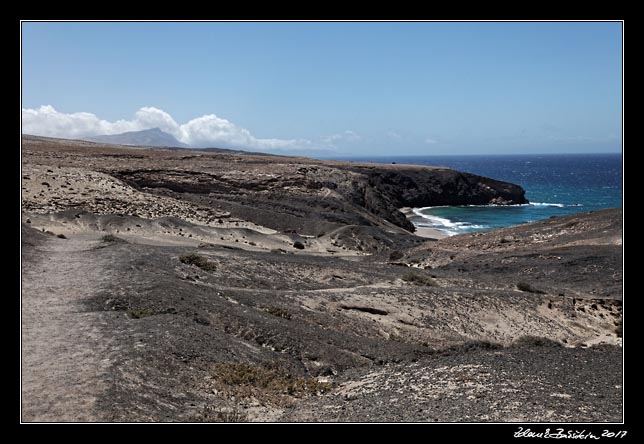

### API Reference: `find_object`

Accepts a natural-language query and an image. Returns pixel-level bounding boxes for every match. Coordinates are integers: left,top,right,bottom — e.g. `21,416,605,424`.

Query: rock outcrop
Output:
22,135,526,235
342,165,528,231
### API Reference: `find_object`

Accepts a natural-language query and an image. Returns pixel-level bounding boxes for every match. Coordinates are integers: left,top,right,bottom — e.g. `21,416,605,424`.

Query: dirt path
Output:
21,234,118,422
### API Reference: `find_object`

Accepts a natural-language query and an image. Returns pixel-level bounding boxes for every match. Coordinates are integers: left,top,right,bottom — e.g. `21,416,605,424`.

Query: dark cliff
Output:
22,135,527,234
342,164,527,231
111,162,527,234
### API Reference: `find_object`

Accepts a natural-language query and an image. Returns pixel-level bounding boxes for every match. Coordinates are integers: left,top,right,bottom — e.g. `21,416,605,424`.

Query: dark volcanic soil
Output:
282,342,622,422
20,136,622,422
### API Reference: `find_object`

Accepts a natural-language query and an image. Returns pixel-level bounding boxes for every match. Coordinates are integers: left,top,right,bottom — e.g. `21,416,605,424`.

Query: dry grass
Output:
101,234,121,243
263,306,292,320
213,363,331,398
402,271,437,286
94,234,128,250
179,253,217,272
517,282,546,294
514,336,562,348
127,308,153,319
192,405,247,423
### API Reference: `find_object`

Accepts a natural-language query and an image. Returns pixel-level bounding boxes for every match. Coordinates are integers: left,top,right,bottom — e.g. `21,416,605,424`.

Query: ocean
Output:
341,153,622,236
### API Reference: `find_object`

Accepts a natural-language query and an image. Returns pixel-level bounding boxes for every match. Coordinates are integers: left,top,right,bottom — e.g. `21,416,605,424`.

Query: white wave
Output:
412,209,490,236
417,202,579,210
462,202,571,208
410,201,580,237
413,211,469,229
412,209,453,225
529,202,566,208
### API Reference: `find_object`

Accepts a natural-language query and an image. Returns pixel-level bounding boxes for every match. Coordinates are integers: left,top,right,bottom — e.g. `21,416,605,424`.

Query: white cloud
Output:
323,130,361,146
176,114,304,150
22,105,122,139
386,130,402,139
425,138,438,144
21,105,307,151
133,107,180,135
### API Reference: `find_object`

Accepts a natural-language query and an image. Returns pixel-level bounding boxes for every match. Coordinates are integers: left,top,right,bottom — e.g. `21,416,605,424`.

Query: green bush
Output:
517,282,545,294
402,271,437,286
127,308,153,319
179,253,217,272
101,234,122,243
514,336,562,348
212,362,331,397
195,405,247,423
263,306,292,320
94,234,127,250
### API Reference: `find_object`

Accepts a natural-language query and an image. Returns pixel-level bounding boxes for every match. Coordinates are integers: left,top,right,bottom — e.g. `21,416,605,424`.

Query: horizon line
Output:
20,133,622,158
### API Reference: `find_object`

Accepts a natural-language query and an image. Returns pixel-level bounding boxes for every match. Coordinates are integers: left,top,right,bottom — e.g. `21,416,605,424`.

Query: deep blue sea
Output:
340,153,622,236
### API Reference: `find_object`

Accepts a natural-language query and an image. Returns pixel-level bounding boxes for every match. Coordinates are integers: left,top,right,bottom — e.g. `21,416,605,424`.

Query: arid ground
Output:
21,136,622,422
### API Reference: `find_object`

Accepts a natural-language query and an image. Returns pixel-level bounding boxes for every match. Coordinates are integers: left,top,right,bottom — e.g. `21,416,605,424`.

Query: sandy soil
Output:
21,233,128,421
20,137,622,423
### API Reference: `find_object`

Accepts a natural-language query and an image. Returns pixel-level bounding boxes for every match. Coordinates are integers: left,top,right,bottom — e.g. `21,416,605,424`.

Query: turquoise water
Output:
343,153,622,235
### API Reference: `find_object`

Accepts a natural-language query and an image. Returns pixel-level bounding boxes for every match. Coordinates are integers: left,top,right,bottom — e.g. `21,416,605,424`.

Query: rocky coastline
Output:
21,135,621,422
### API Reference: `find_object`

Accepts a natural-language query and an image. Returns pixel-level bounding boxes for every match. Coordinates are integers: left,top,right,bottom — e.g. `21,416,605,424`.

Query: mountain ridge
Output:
84,127,190,148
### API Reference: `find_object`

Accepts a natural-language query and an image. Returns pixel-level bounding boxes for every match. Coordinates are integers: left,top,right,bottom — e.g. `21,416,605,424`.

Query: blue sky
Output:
21,21,622,155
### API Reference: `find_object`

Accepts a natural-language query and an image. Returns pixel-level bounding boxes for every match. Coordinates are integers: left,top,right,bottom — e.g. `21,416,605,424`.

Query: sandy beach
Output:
399,207,449,240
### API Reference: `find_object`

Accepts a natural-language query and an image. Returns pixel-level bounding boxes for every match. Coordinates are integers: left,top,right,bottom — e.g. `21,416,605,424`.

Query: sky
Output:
21,21,623,156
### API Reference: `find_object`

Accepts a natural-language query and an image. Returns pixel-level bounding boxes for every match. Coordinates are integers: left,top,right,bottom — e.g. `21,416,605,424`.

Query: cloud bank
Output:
21,105,307,150
323,130,361,147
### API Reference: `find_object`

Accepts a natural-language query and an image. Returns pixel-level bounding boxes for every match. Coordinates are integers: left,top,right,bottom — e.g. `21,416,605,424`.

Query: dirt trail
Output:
21,234,119,422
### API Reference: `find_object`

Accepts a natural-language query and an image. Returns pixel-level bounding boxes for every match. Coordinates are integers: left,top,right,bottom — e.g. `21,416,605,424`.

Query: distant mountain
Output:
85,128,189,148
83,128,336,157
